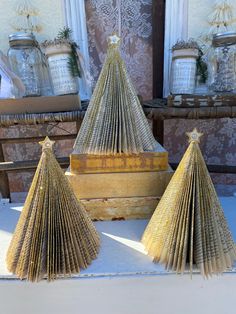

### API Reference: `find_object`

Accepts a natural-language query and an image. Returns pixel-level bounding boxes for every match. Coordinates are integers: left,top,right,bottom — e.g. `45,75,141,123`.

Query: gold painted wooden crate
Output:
66,167,173,220
67,147,172,221
66,169,173,199
70,148,168,174
80,196,161,221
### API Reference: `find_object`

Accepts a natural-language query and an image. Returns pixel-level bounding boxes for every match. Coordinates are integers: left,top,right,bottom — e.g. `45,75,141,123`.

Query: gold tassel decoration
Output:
142,128,236,278
73,34,157,155
6,137,100,282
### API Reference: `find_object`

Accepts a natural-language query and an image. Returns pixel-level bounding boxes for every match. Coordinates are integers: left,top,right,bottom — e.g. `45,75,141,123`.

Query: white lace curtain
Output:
86,0,153,100
163,0,189,96
62,0,91,99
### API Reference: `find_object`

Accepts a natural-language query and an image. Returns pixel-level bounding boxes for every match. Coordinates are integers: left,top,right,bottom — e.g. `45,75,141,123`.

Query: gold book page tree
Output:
142,129,236,278
7,137,100,282
67,35,173,220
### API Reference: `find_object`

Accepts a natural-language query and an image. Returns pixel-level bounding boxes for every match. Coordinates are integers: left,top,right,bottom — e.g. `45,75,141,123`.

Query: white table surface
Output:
1,197,236,314
0,196,236,278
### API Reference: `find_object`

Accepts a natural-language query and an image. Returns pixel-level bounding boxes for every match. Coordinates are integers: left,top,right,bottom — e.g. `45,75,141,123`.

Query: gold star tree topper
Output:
186,128,203,143
39,136,55,150
108,33,121,47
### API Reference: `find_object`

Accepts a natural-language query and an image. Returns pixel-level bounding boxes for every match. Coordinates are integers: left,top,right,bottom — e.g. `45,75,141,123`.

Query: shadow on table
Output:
80,219,165,275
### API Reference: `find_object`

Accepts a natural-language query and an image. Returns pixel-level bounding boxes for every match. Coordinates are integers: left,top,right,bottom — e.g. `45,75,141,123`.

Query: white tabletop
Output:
0,197,236,279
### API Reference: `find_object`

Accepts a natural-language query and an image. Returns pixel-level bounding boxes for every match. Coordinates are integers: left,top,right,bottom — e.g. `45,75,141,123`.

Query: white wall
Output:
1,1,235,64
188,0,236,39
0,0,65,54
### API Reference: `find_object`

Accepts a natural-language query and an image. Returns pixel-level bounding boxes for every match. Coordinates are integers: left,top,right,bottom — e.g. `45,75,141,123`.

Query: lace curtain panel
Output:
85,0,153,100
63,0,91,99
164,0,188,96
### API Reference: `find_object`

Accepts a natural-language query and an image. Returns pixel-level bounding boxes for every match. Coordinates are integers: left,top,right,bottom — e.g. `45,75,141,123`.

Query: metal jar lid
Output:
212,31,236,47
9,32,36,46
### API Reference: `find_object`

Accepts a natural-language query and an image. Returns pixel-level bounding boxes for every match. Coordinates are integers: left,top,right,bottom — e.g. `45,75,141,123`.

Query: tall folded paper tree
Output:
142,129,236,278
73,34,157,155
6,137,100,282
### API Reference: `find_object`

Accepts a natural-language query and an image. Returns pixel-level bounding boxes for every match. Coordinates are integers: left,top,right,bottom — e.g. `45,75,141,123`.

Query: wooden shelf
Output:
0,94,81,114
168,94,236,108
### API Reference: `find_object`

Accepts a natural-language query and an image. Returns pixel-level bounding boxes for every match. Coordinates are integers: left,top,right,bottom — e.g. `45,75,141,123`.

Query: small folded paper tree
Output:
6,137,100,282
73,34,157,155
142,129,236,277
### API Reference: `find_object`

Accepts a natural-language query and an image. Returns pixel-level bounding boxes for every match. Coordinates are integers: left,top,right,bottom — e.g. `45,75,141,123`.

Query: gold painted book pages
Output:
73,34,157,155
6,137,100,282
142,129,236,278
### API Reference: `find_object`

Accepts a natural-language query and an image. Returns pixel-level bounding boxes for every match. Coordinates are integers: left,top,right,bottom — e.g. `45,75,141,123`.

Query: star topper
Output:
108,33,121,47
39,136,55,150
186,128,203,143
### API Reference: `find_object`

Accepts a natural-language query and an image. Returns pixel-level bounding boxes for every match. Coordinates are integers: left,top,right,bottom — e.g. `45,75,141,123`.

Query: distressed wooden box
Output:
66,167,173,220
168,94,236,108
0,94,81,114
70,151,168,174
67,144,172,220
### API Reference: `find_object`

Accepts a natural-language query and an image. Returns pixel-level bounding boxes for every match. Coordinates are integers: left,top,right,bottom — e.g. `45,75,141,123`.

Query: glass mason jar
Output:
170,48,199,94
8,32,49,97
208,31,236,93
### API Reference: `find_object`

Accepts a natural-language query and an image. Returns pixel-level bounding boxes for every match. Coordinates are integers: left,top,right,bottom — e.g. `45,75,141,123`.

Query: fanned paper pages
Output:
73,34,157,155
142,129,236,278
6,137,100,282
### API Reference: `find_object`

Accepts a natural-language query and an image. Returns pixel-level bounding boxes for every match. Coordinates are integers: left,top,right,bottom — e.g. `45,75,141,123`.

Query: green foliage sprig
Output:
57,27,82,78
42,27,82,78
196,48,208,84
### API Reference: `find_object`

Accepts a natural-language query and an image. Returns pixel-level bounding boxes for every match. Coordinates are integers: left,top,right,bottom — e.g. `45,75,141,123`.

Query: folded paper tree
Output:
6,137,100,282
73,34,157,155
142,128,236,278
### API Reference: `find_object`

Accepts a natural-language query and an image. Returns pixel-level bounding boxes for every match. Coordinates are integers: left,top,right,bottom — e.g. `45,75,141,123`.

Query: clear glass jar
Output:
40,55,53,96
8,32,49,97
208,31,236,93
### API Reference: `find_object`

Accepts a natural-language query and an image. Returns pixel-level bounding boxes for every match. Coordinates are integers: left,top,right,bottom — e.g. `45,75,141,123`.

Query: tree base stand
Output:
66,151,173,220
80,196,161,221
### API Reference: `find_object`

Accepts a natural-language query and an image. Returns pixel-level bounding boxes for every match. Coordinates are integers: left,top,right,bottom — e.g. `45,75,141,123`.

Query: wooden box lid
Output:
0,94,81,114
70,145,168,174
